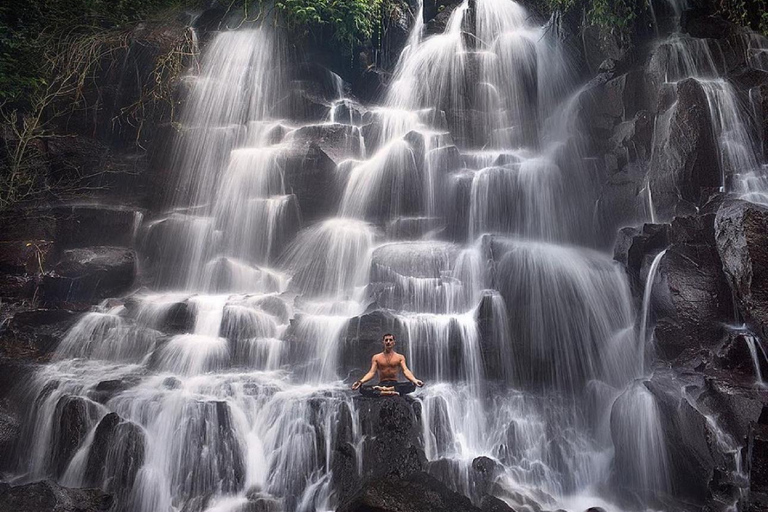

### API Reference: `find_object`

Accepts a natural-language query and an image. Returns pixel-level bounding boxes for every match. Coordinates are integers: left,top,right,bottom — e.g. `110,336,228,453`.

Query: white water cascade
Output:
9,2,676,512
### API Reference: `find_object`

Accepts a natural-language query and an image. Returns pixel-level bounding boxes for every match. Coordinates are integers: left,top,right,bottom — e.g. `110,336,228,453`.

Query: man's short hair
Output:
382,333,394,340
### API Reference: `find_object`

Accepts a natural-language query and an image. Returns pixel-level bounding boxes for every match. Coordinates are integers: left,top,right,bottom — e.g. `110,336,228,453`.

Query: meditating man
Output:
351,333,424,396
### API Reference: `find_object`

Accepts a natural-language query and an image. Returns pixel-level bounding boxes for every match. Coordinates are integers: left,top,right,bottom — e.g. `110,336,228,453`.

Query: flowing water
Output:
10,1,687,511
647,7,768,210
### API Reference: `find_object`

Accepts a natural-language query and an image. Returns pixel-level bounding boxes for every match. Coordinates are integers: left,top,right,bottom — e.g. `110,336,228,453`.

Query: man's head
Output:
382,333,395,350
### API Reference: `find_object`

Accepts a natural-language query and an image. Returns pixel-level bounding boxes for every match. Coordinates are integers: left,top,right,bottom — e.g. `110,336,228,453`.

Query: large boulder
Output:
337,471,483,512
50,395,101,477
648,78,720,220
44,246,136,303
283,144,339,222
714,200,768,338
0,480,112,512
651,241,733,360
84,412,146,499
356,396,426,480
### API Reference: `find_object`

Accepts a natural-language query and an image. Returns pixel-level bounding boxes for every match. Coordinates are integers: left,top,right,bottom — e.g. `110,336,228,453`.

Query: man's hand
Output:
352,380,362,390
415,379,424,387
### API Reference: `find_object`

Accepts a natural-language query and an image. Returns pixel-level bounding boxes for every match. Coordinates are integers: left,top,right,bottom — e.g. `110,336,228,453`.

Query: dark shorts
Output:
359,380,416,397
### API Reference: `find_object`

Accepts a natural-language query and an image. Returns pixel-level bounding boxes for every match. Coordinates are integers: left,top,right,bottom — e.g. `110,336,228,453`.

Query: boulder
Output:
272,88,331,123
283,144,339,222
44,246,136,303
337,471,481,512
652,242,733,360
50,395,101,477
714,200,768,338
84,412,146,498
286,124,363,165
648,78,720,220
0,480,112,512
356,396,425,480
342,310,403,378
0,309,82,360
644,373,716,504
353,66,390,103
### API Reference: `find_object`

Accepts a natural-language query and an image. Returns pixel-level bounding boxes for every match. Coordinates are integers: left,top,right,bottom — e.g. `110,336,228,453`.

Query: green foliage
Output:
717,0,768,37
275,0,383,53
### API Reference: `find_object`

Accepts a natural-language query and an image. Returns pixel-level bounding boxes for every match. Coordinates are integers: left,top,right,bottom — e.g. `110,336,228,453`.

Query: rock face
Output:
0,480,112,512
44,246,136,302
0,309,82,360
715,200,768,338
83,412,146,499
648,78,720,220
337,471,483,512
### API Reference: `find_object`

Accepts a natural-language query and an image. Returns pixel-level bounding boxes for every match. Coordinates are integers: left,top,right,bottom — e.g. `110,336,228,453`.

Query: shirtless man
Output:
351,333,424,396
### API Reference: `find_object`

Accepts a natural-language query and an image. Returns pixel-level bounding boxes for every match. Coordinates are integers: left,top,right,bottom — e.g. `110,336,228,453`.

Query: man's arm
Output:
400,357,423,387
352,356,378,389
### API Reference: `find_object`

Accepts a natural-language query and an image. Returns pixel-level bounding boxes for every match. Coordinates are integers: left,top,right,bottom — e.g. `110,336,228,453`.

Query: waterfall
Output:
13,1,678,511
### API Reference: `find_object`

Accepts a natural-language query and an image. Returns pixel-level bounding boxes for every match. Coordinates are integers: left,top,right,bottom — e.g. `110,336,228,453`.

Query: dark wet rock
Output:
89,377,141,404
652,242,733,360
380,0,419,69
51,395,101,477
283,143,338,222
579,25,627,76
84,412,146,497
337,471,481,512
613,223,670,290
648,78,720,220
585,508,607,512
480,495,516,512
749,424,768,494
161,301,196,334
644,373,715,504
577,72,640,139
0,309,81,360
715,331,768,382
0,207,58,242
44,246,136,303
0,405,21,471
286,123,363,165
356,396,425,480
475,292,507,381
606,110,653,169
333,99,369,126
353,66,391,103
51,205,142,249
0,480,112,512
426,1,468,35
287,63,345,102
683,14,735,40
163,376,182,390
715,200,768,338
273,88,331,123
237,494,284,512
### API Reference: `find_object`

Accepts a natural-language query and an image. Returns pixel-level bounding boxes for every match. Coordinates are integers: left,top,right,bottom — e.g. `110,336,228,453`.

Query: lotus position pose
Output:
351,333,424,396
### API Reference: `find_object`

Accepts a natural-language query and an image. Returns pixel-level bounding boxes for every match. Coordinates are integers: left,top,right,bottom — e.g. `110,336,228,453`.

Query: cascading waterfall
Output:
649,8,768,206
11,1,681,511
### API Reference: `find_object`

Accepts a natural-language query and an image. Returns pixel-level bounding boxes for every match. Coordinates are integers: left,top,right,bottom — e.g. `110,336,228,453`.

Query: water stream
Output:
10,1,696,511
